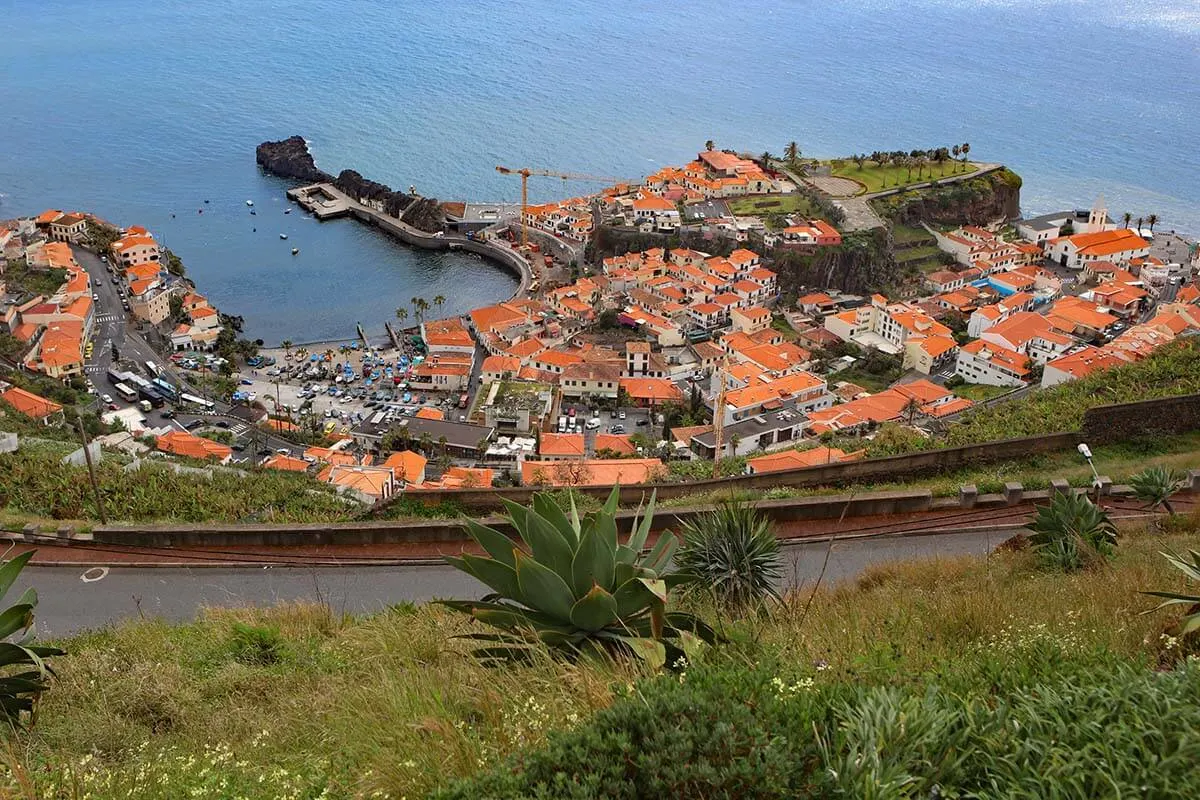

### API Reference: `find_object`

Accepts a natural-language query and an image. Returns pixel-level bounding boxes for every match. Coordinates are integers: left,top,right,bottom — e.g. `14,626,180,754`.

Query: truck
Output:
138,400,152,412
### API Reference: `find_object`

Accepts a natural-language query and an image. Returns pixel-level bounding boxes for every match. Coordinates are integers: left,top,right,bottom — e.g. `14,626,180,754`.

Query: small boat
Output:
291,248,299,255
284,208,292,215
204,199,210,204
245,200,254,207
249,209,256,215
279,233,288,240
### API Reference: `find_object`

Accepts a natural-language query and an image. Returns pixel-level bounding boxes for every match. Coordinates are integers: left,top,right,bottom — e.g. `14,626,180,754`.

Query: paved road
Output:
18,529,1004,637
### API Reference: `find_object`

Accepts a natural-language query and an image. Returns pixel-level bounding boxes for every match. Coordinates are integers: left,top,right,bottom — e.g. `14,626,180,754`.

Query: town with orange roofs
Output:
3,145,1199,504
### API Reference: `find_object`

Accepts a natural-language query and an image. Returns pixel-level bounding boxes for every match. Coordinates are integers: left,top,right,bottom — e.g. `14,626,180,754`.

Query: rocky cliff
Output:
872,168,1023,227
255,136,333,184
255,137,445,234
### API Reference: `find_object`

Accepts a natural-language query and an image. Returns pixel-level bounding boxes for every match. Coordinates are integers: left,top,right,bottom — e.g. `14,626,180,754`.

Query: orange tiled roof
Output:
593,433,636,456
381,450,428,482
540,433,585,457
521,458,664,487
262,454,310,472
0,385,63,418
156,430,231,461
748,446,863,474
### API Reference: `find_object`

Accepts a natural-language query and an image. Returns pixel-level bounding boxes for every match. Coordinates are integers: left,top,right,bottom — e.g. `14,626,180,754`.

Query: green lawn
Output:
770,315,799,341
726,193,818,221
891,224,935,245
894,244,946,264
829,160,981,193
827,366,900,393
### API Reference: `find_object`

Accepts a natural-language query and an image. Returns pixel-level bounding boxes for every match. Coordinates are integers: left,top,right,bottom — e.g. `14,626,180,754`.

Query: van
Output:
557,416,568,433
585,418,601,430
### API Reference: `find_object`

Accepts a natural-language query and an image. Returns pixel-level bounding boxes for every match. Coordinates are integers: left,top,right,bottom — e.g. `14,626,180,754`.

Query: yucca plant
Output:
675,500,782,611
440,487,713,669
1142,550,1200,635
0,551,65,728
1130,466,1186,514
1025,491,1117,571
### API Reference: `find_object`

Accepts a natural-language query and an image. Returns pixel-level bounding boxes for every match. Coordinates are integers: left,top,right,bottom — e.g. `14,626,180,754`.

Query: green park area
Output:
726,193,820,226
829,159,981,193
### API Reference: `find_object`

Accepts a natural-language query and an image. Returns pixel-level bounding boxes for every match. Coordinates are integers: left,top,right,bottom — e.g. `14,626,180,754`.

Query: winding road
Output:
19,529,1006,637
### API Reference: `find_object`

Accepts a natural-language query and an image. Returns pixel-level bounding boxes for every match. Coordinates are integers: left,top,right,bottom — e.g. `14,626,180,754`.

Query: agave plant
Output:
1025,491,1117,571
1141,549,1200,635
0,551,65,726
440,487,713,669
675,500,782,611
1129,466,1186,514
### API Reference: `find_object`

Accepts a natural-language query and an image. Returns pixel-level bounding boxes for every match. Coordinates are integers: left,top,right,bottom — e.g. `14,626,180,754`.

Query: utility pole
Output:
76,416,107,525
711,351,730,477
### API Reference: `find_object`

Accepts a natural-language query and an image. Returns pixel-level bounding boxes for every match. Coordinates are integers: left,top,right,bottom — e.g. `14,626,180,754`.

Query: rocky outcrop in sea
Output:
256,136,445,233
255,136,333,184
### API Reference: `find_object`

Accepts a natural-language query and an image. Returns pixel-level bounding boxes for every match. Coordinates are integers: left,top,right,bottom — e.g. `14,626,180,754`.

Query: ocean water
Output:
2,0,1197,344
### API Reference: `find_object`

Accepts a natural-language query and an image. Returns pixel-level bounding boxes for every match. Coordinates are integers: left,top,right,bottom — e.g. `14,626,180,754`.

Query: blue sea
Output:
3,0,1198,344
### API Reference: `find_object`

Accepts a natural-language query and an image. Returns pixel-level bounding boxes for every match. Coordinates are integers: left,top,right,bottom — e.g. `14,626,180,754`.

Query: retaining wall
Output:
1082,393,1200,444
90,489,936,547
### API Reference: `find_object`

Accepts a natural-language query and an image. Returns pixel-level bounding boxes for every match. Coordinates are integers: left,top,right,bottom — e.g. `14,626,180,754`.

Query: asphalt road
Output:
18,529,1003,637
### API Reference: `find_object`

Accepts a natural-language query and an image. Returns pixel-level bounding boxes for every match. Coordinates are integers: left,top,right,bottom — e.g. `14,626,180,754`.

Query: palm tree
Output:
759,152,773,169
852,153,866,170
280,339,293,358
902,396,922,426
1136,216,1144,233
395,307,408,325
704,140,715,152
952,144,961,165
960,142,971,170
411,296,425,323
1122,212,1133,230
433,294,446,315
1147,213,1159,233
784,141,799,163
416,297,431,320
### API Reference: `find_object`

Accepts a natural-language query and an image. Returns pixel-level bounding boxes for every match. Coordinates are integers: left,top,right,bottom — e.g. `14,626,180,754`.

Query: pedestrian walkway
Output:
95,313,121,323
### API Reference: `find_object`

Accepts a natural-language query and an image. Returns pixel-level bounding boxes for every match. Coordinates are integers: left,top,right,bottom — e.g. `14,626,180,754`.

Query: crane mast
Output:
495,165,630,248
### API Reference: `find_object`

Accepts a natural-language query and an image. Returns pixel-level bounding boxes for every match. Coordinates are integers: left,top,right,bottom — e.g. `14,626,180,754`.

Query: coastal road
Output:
17,529,1003,637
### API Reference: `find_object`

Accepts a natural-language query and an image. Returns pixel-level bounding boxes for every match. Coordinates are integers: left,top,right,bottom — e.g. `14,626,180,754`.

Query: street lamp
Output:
1078,442,1102,500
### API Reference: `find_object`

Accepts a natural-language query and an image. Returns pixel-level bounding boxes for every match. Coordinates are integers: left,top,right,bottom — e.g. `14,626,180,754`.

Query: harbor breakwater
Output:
255,136,531,296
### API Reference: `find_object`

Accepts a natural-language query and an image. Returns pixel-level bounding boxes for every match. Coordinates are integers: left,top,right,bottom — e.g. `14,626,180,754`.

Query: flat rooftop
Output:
459,203,523,223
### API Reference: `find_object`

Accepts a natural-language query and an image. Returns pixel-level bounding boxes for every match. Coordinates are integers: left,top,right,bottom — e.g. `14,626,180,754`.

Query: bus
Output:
151,378,178,401
180,392,214,411
107,367,131,386
113,383,138,403
144,360,160,378
137,385,165,408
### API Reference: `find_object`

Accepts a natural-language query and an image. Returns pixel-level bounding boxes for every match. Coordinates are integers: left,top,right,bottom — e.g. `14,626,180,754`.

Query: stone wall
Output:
1082,393,1200,444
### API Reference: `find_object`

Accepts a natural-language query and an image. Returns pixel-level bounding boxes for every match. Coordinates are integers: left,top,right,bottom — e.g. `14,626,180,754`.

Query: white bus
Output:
113,383,138,403
144,360,160,378
180,392,215,411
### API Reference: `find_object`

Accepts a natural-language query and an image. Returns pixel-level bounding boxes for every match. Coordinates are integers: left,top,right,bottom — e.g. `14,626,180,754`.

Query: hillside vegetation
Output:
5,518,1198,798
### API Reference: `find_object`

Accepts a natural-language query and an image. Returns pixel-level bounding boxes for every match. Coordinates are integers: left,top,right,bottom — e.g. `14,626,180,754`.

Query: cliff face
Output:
873,169,1023,227
772,229,896,296
255,136,333,184
256,137,446,233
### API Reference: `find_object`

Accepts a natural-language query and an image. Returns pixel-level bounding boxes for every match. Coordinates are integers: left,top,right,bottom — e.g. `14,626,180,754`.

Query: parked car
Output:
100,393,113,404
215,420,230,429
160,409,175,419
618,410,627,419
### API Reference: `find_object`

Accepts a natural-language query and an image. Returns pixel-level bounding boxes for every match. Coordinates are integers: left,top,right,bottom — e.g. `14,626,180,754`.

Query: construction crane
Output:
495,165,630,248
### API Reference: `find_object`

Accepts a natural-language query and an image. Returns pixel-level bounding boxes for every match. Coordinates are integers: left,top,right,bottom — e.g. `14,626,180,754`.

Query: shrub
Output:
1025,491,1117,571
676,501,782,611
440,487,714,669
437,659,1200,800
0,551,65,728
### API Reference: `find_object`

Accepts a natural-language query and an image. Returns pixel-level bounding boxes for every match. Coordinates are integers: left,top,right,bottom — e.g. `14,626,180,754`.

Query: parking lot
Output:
235,343,470,439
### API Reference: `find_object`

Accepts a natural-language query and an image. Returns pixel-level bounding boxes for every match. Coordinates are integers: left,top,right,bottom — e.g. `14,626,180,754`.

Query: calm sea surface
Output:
2,0,1197,343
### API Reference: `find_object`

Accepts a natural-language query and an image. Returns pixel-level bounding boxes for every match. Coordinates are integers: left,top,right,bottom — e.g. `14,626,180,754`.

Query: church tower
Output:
1088,194,1109,232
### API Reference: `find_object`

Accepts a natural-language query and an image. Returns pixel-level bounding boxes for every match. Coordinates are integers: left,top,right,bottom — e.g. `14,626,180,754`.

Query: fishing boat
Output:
245,200,254,207
284,208,292,215
279,233,288,240
291,247,299,255
249,209,256,215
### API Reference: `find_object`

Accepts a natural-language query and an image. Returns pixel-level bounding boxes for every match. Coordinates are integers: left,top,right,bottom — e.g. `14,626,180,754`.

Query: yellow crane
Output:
495,165,630,248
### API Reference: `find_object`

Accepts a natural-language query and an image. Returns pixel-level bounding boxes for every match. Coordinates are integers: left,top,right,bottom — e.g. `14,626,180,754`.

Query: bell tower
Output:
1088,194,1108,232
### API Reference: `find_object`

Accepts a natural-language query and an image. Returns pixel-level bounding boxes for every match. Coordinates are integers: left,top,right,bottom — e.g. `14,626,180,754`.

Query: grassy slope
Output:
7,518,1198,799
725,194,819,219
829,160,981,193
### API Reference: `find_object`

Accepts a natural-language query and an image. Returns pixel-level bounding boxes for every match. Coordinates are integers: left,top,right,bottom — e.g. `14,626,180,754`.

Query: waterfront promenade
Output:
287,183,532,298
